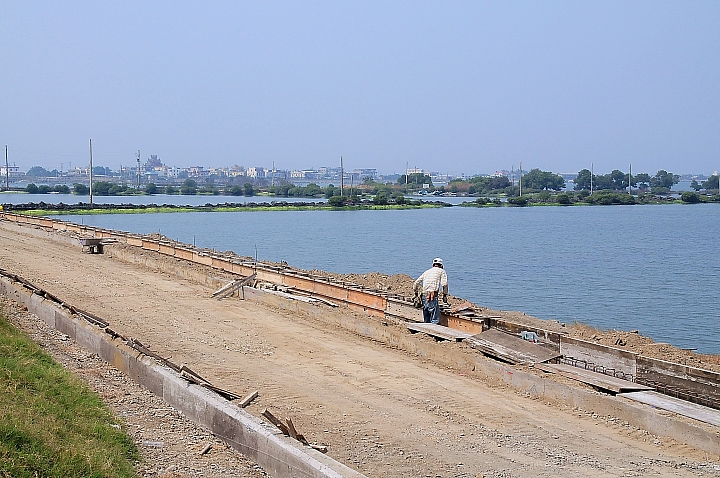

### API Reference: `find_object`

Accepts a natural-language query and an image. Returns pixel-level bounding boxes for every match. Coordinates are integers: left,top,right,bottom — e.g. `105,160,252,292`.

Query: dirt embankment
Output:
1,222,719,477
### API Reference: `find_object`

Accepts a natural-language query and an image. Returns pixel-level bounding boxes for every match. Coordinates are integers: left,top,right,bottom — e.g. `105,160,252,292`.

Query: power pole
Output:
405,162,409,195
136,150,141,189
4,145,8,191
271,161,275,187
629,163,632,194
89,139,93,204
340,156,344,197
591,163,594,196
519,161,523,197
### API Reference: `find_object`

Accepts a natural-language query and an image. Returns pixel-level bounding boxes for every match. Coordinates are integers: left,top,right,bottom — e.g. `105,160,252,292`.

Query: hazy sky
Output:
2,1,719,176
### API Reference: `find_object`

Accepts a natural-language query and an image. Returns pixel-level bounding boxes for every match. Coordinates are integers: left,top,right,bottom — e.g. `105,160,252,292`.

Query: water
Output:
46,203,720,354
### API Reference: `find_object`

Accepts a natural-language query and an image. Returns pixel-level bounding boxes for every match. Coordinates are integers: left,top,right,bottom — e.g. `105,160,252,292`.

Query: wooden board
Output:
464,328,561,364
407,323,473,342
540,363,652,394
620,390,720,427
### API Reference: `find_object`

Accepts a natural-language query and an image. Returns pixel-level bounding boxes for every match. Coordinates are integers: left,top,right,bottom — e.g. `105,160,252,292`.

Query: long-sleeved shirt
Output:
414,266,448,295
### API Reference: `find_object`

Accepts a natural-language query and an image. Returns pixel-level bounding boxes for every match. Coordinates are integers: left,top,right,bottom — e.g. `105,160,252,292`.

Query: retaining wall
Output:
0,275,366,478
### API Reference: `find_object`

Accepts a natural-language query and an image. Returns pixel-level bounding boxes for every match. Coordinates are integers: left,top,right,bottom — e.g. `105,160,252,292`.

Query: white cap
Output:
432,257,443,266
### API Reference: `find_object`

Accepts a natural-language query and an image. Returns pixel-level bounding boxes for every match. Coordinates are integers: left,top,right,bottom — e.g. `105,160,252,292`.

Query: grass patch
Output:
0,311,139,478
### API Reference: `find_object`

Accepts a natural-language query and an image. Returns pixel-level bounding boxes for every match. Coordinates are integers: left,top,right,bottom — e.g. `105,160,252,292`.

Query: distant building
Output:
247,167,265,179
0,165,23,178
188,166,209,178
145,155,163,169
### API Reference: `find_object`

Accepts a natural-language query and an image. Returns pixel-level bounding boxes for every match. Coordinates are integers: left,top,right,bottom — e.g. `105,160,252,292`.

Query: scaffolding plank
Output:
542,363,652,393
620,391,720,427
465,328,561,364
407,323,473,342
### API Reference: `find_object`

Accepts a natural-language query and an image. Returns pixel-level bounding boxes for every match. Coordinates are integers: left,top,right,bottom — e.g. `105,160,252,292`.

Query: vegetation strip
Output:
0,310,139,478
3,200,449,216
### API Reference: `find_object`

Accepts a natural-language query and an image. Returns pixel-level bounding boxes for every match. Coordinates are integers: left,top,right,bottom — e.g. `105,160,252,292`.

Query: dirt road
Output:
0,221,718,478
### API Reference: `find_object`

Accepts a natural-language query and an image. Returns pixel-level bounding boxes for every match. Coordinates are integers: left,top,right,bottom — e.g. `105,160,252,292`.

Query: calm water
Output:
47,203,720,354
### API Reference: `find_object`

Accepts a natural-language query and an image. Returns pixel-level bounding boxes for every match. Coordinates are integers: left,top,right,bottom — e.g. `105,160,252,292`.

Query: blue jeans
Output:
423,294,440,325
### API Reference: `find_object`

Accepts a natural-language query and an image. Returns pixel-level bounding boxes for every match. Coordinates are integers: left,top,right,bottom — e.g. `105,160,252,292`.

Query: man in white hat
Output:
413,257,449,325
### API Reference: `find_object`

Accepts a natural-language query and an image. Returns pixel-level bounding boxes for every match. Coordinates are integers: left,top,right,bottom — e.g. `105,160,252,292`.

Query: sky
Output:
1,1,719,177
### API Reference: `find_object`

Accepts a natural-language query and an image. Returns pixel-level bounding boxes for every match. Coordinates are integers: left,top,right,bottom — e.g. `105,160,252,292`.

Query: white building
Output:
0,165,23,178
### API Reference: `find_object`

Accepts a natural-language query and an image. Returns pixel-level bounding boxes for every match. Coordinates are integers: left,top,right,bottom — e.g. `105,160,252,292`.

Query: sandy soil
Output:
0,221,719,478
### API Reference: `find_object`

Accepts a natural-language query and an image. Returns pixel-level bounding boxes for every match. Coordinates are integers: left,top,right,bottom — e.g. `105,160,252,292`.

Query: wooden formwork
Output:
159,242,175,256
142,239,160,252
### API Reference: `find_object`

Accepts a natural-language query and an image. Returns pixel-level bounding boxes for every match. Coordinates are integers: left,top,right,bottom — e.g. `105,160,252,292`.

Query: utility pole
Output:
136,150,141,189
519,161,522,197
591,163,594,196
271,161,275,187
340,156,344,197
89,139,93,205
629,163,632,194
405,162,409,195
511,165,514,189
4,145,8,191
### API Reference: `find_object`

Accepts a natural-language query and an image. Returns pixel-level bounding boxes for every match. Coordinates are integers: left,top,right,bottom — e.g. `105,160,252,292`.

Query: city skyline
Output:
2,2,719,176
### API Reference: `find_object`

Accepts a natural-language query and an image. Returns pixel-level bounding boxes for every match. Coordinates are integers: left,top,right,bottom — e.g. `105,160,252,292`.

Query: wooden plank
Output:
542,363,652,393
407,322,473,342
445,316,484,335
620,391,720,427
465,328,561,364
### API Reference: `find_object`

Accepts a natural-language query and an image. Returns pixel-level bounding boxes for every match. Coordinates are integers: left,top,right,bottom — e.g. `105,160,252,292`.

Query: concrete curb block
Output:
0,277,367,478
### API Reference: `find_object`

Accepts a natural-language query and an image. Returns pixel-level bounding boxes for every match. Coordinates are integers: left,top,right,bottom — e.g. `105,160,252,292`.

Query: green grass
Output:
0,312,139,478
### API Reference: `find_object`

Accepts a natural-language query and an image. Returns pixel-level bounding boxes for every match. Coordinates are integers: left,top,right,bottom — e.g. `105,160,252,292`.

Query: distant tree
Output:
243,183,254,196
634,173,651,189
650,170,679,190
609,170,627,190
507,196,528,206
145,183,158,195
37,185,52,194
690,180,702,191
328,195,345,207
574,169,593,191
397,173,433,188
181,179,197,195
227,185,243,196
372,193,388,205
165,185,178,194
325,184,338,198
92,181,112,195
26,166,50,177
556,193,572,205
73,183,89,195
487,176,510,190
53,184,70,194
25,183,39,194
681,191,702,203
521,169,565,191
701,175,719,191
304,183,322,196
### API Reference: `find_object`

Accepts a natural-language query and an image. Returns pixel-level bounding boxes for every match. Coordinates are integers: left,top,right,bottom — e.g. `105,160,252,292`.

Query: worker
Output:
413,257,449,325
